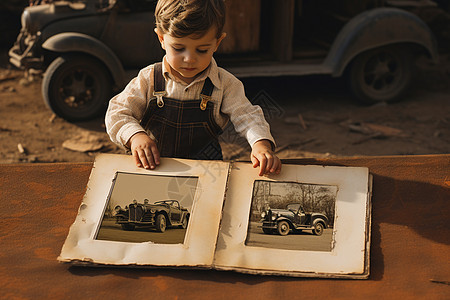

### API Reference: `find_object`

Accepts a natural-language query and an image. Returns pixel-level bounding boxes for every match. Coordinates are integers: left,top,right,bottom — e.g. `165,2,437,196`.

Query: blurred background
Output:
0,0,449,164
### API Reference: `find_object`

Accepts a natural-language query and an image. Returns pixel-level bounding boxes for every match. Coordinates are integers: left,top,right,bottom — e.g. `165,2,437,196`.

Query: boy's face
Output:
156,27,226,84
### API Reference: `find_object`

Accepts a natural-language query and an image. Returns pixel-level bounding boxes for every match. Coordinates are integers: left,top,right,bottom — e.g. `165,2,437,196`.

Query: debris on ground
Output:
0,70,19,83
283,114,308,130
1,86,16,92
344,121,407,137
276,138,317,153
62,132,105,153
17,143,27,154
49,114,57,123
342,121,409,145
0,126,12,132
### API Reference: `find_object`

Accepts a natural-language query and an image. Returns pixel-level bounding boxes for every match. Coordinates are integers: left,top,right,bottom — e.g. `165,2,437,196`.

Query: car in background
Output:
115,199,190,232
9,0,162,121
260,203,329,236
9,0,439,121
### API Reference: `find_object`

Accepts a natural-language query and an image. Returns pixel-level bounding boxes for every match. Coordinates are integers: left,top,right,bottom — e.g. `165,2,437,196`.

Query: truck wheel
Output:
121,223,135,231
277,221,290,236
313,222,324,236
348,45,413,104
155,214,167,233
42,54,112,122
180,216,188,229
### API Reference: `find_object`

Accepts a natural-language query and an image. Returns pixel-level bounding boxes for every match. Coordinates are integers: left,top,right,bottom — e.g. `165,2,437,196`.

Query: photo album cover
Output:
58,154,372,279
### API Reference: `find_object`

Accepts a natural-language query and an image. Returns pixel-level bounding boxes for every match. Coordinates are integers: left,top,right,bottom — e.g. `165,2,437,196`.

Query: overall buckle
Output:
200,94,211,110
153,91,166,108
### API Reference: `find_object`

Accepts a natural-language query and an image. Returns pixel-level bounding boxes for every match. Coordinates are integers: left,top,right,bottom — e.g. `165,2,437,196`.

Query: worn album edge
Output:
59,155,372,279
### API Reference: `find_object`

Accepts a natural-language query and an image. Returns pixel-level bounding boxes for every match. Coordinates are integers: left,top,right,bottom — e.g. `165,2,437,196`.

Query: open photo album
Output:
58,154,372,279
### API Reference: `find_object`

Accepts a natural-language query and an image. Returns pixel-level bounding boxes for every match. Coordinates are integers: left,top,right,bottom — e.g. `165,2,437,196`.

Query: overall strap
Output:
153,61,214,110
199,77,214,110
153,62,166,107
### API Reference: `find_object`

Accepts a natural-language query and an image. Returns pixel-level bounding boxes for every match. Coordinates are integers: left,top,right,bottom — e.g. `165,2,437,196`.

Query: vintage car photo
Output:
246,180,337,252
260,203,328,236
96,172,198,244
115,199,190,233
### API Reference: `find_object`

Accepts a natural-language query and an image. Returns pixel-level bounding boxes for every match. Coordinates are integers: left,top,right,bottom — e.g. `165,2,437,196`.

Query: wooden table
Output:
0,155,449,299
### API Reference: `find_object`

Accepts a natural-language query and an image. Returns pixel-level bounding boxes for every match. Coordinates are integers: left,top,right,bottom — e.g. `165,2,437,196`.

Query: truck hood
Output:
269,209,327,221
22,1,94,35
269,208,294,218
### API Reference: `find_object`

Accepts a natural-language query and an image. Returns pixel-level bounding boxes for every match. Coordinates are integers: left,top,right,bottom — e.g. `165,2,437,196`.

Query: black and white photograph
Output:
213,162,370,278
245,180,337,252
58,155,370,277
58,155,230,267
96,172,198,244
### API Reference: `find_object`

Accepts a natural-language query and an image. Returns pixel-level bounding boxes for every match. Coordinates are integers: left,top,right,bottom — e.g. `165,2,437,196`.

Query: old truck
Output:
114,199,190,232
260,203,329,236
9,0,439,121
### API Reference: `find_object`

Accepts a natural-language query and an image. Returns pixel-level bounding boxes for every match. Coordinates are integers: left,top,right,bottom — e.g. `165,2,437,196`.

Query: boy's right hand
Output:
127,132,160,169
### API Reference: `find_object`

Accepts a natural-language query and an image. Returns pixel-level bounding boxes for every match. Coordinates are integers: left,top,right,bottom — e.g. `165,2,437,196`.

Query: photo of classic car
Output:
115,199,190,233
260,203,328,236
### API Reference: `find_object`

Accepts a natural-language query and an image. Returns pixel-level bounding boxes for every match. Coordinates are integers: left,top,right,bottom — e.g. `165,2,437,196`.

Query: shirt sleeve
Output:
105,65,154,149
220,74,276,148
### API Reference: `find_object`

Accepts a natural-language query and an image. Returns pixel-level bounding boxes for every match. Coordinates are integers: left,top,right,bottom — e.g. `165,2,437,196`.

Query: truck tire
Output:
312,222,324,236
155,214,167,233
42,54,112,122
348,45,413,104
277,220,290,236
180,215,188,229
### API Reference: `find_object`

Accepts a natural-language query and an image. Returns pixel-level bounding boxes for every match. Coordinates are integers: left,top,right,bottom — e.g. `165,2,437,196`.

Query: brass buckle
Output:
153,91,166,108
200,94,211,110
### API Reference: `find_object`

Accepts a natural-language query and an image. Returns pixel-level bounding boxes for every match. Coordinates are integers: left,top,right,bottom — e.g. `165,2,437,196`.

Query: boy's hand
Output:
127,132,160,169
250,139,282,176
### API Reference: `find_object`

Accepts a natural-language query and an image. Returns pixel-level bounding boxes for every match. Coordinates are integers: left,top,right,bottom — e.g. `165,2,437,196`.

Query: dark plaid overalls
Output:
140,62,223,160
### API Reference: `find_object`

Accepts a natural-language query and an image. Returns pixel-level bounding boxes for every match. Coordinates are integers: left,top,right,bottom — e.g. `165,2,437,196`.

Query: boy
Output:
105,0,281,176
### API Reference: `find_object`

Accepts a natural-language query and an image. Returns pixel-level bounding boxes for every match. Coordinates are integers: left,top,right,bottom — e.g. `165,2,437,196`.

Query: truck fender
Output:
276,217,293,227
42,32,126,88
312,218,326,227
324,7,439,77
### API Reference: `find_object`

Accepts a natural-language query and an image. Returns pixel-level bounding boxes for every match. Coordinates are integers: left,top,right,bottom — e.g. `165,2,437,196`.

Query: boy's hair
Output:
155,0,226,39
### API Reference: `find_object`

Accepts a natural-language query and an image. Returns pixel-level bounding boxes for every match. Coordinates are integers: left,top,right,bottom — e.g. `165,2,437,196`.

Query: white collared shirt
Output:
105,56,275,150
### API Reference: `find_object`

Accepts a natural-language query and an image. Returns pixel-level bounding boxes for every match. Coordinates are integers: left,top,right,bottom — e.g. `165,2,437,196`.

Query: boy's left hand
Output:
251,139,282,176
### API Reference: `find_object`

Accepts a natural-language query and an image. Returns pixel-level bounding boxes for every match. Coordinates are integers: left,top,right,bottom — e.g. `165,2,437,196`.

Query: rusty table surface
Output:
0,155,449,299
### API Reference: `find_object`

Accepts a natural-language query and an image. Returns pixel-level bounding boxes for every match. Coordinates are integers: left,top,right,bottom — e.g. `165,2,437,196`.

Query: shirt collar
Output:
161,56,222,90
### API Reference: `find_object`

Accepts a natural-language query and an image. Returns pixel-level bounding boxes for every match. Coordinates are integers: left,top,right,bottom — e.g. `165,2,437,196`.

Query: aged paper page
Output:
213,162,370,277
59,154,229,267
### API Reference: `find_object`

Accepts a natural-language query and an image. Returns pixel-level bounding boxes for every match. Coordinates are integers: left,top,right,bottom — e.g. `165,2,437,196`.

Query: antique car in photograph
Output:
260,203,329,236
9,0,439,121
114,199,189,233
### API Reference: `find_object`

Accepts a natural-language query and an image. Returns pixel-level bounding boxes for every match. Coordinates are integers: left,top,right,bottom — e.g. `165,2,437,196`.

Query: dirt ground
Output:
0,51,449,165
